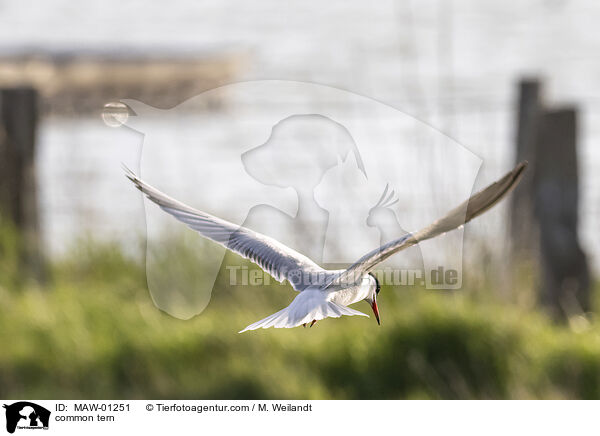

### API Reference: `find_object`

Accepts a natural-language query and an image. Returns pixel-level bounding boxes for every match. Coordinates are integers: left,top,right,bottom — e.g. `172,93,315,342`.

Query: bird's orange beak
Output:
371,299,381,325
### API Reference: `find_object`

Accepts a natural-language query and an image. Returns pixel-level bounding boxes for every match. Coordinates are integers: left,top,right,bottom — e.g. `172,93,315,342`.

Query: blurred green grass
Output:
1,226,599,399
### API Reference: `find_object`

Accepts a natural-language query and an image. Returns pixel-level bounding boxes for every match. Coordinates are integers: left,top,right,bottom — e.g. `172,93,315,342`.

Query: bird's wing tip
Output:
516,160,528,172
509,161,529,187
121,163,138,181
121,165,146,194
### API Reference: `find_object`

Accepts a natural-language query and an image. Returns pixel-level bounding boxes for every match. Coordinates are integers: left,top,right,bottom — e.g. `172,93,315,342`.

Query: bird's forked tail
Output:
239,289,368,333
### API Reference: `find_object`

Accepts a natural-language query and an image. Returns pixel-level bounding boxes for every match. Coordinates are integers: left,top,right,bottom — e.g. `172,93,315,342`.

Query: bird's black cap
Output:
368,272,380,295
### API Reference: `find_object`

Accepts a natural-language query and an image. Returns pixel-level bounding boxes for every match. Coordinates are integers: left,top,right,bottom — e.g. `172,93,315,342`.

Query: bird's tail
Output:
239,289,368,333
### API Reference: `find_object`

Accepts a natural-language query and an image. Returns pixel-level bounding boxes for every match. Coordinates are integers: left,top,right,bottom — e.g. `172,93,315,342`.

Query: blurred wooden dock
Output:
0,48,247,115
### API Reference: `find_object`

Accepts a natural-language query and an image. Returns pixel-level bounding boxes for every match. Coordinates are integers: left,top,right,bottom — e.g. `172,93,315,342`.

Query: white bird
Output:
124,162,527,333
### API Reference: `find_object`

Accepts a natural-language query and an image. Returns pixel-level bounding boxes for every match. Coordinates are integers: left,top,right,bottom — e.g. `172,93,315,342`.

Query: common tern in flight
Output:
125,161,527,332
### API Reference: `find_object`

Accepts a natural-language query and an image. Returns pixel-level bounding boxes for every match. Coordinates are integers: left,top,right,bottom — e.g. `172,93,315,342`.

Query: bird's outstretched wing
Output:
124,167,324,291
326,161,528,288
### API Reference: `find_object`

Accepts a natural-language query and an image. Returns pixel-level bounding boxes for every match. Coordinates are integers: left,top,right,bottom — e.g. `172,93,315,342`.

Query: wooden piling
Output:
533,108,590,317
511,79,590,319
0,86,45,282
510,79,541,259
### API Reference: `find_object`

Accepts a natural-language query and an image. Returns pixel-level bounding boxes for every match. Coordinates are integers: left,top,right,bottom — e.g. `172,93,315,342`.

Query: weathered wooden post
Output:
533,108,590,317
510,79,541,259
0,86,45,282
511,79,590,319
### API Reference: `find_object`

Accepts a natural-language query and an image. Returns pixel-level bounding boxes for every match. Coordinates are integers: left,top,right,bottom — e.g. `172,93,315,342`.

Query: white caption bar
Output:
0,400,597,436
